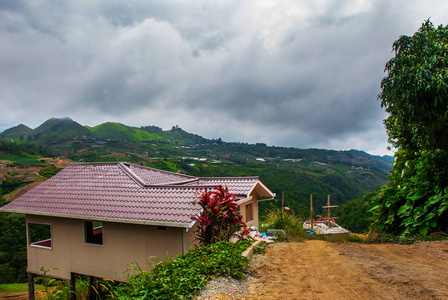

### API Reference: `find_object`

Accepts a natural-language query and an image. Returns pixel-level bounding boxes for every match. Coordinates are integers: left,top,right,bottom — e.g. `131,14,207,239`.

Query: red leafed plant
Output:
192,186,246,245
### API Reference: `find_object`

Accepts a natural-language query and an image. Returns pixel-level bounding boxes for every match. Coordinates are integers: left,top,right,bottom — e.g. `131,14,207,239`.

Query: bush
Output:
108,240,252,299
192,186,245,246
260,208,309,241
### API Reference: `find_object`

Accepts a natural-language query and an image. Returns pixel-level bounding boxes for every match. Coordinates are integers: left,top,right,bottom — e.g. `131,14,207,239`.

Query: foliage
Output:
372,20,448,237
107,240,252,299
34,267,72,300
38,164,62,178
339,190,377,233
192,186,245,246
260,207,309,241
253,241,268,254
0,282,43,294
0,177,24,196
365,231,448,245
0,141,52,157
370,150,448,236
380,20,448,152
0,214,27,284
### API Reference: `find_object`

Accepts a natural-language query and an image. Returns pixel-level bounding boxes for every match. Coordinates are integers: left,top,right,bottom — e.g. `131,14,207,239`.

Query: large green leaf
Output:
409,189,427,200
397,203,412,216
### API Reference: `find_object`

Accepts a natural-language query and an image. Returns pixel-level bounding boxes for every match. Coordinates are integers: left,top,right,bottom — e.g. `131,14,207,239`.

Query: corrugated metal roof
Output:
0,162,272,228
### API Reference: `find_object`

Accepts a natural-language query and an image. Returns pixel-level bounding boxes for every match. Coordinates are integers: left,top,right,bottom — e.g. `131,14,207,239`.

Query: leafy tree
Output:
371,20,448,236
380,20,448,152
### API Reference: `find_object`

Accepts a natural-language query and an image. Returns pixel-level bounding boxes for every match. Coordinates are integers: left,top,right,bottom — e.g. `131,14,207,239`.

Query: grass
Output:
0,283,44,294
0,154,42,165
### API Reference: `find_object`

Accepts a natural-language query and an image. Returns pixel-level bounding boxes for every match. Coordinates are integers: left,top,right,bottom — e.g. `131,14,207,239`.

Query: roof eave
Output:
1,209,196,229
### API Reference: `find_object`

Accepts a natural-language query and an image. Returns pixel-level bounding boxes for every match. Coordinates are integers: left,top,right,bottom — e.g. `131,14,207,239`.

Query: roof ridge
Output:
199,176,260,180
124,163,198,180
117,162,146,187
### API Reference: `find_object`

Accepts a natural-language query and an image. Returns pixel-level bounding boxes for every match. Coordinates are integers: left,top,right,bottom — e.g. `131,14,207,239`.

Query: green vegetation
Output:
192,187,245,246
0,140,52,158
106,240,252,299
339,191,376,233
0,283,43,293
0,124,33,142
260,208,310,242
0,214,27,284
372,20,448,237
38,164,62,178
87,122,164,143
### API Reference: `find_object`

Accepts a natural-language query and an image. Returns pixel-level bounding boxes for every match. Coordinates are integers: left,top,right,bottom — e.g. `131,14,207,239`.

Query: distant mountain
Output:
348,149,395,165
0,124,33,141
0,117,395,221
28,117,95,144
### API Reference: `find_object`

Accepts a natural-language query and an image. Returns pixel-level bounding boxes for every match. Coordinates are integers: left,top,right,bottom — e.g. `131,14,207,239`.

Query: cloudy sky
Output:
1,1,447,156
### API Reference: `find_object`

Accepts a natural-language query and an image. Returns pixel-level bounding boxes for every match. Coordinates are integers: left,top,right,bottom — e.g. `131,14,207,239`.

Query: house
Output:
0,162,274,287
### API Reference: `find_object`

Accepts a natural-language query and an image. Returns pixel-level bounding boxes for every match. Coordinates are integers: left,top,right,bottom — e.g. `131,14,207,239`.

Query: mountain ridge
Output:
0,117,394,165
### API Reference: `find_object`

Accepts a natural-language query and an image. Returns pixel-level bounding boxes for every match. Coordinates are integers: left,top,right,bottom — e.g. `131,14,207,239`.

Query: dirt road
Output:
245,240,448,300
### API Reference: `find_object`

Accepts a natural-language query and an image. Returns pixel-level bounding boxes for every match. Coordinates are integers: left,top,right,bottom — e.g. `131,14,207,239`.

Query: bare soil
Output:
244,240,448,300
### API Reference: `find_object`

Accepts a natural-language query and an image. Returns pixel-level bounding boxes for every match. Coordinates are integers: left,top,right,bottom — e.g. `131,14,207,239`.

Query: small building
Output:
0,162,274,284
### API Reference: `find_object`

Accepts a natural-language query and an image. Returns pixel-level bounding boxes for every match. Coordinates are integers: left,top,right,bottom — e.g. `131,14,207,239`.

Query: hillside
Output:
28,117,95,144
86,122,165,142
0,117,393,216
0,124,33,142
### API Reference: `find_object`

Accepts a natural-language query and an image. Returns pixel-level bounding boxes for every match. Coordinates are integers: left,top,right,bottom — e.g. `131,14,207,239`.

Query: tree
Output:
379,20,448,152
371,20,448,236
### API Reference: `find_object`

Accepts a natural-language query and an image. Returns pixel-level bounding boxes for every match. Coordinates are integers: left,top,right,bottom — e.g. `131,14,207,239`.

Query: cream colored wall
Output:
240,195,259,230
26,215,198,282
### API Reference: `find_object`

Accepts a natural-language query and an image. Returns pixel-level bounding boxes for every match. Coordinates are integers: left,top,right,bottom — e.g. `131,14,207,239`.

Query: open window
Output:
28,223,52,249
246,203,254,222
84,221,103,245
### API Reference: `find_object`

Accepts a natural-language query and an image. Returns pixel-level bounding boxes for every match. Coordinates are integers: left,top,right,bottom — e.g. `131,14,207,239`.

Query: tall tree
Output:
371,20,448,236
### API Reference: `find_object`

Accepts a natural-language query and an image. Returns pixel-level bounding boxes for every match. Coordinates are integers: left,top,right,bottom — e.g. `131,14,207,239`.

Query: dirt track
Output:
245,240,448,300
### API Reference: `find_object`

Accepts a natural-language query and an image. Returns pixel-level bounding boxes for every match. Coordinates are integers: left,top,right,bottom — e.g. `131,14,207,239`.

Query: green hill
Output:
86,122,165,142
28,117,95,144
0,124,33,142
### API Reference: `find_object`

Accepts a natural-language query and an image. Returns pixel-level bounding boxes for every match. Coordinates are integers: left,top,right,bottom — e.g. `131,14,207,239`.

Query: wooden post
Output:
70,272,76,300
327,195,331,228
27,272,34,300
310,194,314,230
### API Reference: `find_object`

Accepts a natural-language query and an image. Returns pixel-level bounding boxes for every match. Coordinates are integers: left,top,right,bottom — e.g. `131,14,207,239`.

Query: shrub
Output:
108,240,252,299
192,186,245,246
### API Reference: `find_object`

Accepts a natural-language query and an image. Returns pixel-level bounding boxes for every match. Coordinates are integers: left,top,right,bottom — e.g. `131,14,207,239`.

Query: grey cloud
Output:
1,0,448,155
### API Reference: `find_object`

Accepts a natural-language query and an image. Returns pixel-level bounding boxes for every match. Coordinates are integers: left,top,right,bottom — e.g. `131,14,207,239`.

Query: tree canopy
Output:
371,20,448,237
379,20,448,152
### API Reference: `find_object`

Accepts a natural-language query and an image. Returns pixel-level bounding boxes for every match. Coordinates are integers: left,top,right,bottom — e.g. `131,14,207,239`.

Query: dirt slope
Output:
245,240,448,300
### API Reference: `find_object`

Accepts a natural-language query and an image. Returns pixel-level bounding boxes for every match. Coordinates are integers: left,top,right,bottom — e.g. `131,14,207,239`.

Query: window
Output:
84,221,103,245
246,203,254,222
28,223,52,249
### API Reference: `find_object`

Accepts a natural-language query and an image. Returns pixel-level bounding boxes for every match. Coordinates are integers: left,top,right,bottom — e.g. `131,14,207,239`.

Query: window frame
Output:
246,203,254,222
27,222,53,250
84,220,104,246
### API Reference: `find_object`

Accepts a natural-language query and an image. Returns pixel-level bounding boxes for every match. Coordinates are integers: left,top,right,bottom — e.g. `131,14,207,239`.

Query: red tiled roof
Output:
0,162,272,228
